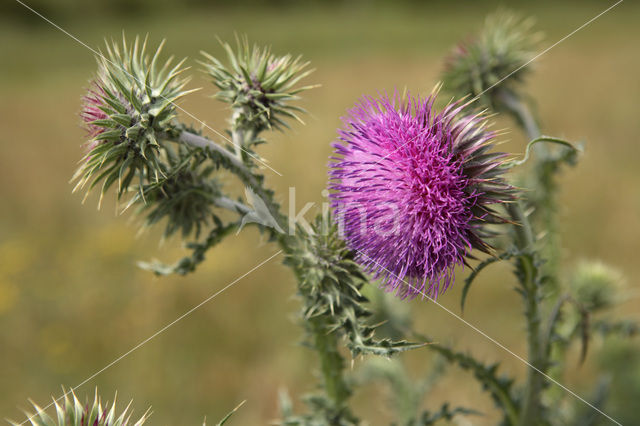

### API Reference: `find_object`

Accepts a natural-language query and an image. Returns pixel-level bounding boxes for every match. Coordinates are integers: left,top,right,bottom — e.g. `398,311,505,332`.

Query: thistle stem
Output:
506,202,535,250
173,130,247,170
519,259,544,426
495,88,541,142
506,202,544,426
212,196,251,216
499,90,548,426
231,109,245,161
310,317,352,411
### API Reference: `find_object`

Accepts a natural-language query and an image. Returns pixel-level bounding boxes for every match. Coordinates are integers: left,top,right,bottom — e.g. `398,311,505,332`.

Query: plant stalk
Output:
173,130,247,171
506,202,545,426
499,88,549,426
310,316,352,411
496,89,541,143
212,196,251,215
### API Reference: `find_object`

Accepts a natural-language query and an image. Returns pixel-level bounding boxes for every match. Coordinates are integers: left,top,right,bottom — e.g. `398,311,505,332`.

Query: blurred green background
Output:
1,0,639,424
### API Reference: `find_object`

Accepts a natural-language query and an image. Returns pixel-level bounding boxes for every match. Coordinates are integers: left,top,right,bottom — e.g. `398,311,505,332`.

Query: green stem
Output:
278,232,352,420
518,256,544,426
497,87,562,282
495,88,541,142
231,109,245,161
507,199,544,426
172,130,247,171
212,196,251,215
498,89,566,425
506,202,535,250
310,317,352,410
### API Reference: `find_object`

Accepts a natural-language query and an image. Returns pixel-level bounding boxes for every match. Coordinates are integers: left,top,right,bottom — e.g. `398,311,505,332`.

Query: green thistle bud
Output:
442,11,542,109
201,37,315,136
73,35,196,206
571,260,625,312
14,388,149,426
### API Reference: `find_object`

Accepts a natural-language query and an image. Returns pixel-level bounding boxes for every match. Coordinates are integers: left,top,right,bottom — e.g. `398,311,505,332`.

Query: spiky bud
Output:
73,35,195,205
201,37,315,136
571,260,625,312
442,11,542,109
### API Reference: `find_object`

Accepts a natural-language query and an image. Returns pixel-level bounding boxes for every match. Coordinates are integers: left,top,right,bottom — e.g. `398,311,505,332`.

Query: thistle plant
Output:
29,9,637,425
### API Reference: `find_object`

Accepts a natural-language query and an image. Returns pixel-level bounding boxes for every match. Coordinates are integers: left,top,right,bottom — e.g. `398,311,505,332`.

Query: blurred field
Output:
1,1,639,424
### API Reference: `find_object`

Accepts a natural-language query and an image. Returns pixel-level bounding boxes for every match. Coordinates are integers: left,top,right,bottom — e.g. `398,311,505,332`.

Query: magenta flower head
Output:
329,89,513,299
81,83,110,140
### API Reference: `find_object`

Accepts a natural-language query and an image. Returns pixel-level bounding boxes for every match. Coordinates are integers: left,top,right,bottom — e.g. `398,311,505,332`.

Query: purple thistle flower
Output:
81,82,110,139
79,78,133,153
329,90,513,299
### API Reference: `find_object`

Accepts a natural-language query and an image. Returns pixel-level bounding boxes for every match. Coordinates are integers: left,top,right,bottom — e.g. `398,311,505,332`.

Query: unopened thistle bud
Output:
329,89,514,300
571,260,625,312
73,35,195,205
443,11,542,109
201,37,315,135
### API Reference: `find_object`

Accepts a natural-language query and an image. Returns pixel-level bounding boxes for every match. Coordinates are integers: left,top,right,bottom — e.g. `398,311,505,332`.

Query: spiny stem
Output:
506,202,535,250
500,88,549,426
310,316,352,411
506,202,544,426
519,256,544,426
